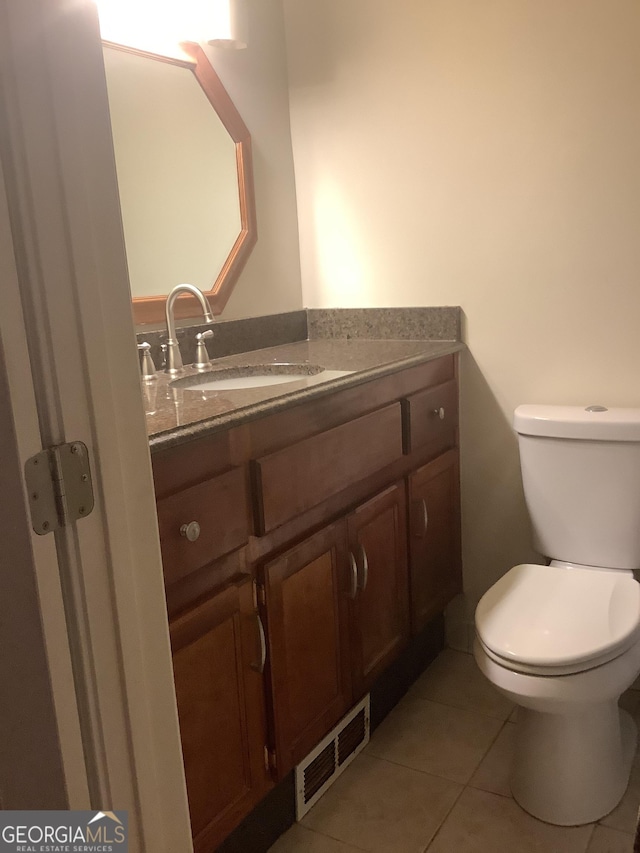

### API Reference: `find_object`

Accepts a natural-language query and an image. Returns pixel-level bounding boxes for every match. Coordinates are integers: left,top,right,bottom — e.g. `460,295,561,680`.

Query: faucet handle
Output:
193,329,214,370
137,341,157,382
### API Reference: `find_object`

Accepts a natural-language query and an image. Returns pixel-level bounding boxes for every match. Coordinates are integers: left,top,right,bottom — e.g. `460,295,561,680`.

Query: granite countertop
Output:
145,337,464,453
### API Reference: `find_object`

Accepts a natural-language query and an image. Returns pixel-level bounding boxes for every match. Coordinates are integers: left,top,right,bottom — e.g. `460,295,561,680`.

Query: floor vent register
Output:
294,695,370,820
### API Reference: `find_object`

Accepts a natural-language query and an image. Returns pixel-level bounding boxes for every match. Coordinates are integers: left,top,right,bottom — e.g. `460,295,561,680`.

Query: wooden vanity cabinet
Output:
152,352,463,848
170,576,272,853
408,449,462,635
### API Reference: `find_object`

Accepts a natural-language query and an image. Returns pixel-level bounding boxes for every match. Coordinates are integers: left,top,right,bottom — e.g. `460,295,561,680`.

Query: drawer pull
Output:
180,521,201,542
251,612,267,674
349,552,358,599
414,499,429,538
359,544,369,592
433,407,445,420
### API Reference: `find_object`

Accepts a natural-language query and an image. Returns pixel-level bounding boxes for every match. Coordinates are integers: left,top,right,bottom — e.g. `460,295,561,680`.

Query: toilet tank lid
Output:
514,404,640,441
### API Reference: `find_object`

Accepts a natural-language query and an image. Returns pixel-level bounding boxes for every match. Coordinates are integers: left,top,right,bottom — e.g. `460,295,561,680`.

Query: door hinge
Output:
25,442,95,535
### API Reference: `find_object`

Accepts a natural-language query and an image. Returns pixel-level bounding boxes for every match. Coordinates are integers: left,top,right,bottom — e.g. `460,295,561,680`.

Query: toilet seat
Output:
476,634,640,676
476,563,640,675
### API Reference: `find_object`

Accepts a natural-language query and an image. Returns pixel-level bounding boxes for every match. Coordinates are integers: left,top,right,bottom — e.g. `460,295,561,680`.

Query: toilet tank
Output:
514,405,640,570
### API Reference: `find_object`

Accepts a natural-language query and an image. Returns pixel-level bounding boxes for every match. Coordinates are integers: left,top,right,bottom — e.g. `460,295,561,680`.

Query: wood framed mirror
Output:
103,40,257,325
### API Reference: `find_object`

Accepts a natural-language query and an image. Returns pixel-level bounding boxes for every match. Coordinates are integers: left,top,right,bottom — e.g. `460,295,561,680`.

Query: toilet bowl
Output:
474,404,640,825
475,563,640,824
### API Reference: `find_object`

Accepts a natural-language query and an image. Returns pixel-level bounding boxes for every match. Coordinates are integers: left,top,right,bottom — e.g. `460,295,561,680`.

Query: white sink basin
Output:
170,363,327,392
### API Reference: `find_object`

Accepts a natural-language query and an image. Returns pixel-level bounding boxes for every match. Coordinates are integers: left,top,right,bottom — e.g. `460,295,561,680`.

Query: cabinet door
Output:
261,521,352,776
170,577,271,853
348,483,410,697
408,449,462,635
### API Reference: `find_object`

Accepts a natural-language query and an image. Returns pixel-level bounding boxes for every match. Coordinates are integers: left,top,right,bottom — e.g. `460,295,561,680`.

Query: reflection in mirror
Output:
102,42,257,325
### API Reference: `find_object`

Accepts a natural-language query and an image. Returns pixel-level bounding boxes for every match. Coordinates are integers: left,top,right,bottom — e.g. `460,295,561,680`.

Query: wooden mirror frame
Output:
104,40,257,325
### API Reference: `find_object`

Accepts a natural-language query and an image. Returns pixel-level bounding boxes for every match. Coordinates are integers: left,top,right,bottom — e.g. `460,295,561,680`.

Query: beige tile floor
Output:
269,649,640,853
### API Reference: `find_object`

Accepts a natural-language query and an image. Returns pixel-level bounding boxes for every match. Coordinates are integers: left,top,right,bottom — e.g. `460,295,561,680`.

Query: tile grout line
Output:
462,717,515,800
421,718,511,851
396,690,515,724
582,822,597,853
298,823,369,852
420,775,468,853
408,691,515,723
421,718,601,853
473,716,510,766
362,751,469,786
369,711,510,786
381,651,517,849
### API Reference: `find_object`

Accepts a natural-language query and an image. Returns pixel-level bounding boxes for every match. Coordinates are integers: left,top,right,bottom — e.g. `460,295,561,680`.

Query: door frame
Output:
0,1,192,849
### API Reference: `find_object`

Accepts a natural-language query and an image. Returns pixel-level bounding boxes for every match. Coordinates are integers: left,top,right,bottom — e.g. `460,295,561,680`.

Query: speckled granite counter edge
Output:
149,340,465,454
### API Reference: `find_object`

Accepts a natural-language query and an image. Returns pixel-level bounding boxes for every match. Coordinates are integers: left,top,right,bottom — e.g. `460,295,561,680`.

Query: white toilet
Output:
474,404,640,826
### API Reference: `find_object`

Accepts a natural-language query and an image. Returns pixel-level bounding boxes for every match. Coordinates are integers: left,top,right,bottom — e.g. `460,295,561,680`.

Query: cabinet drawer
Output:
157,468,249,585
402,379,458,456
253,403,404,534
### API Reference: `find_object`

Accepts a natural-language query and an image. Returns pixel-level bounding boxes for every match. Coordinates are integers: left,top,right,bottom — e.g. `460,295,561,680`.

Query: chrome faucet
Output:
164,283,214,375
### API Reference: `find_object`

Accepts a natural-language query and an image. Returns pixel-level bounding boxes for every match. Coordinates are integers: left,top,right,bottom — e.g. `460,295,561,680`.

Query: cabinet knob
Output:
180,521,201,542
433,407,445,420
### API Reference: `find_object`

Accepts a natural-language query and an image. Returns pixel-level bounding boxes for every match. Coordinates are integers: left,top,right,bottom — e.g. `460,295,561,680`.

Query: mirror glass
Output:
102,42,256,325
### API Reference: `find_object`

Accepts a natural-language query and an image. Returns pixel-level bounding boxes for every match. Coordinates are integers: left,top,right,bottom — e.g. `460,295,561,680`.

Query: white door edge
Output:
0,140,90,813
0,1,193,850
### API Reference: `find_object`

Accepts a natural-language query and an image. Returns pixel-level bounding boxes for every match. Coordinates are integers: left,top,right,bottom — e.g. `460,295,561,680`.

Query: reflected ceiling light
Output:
95,0,247,57
95,0,181,56
207,0,247,50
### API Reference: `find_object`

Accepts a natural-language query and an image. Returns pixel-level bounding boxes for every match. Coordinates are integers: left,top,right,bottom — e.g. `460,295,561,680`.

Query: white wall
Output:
206,0,303,319
283,1,640,609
